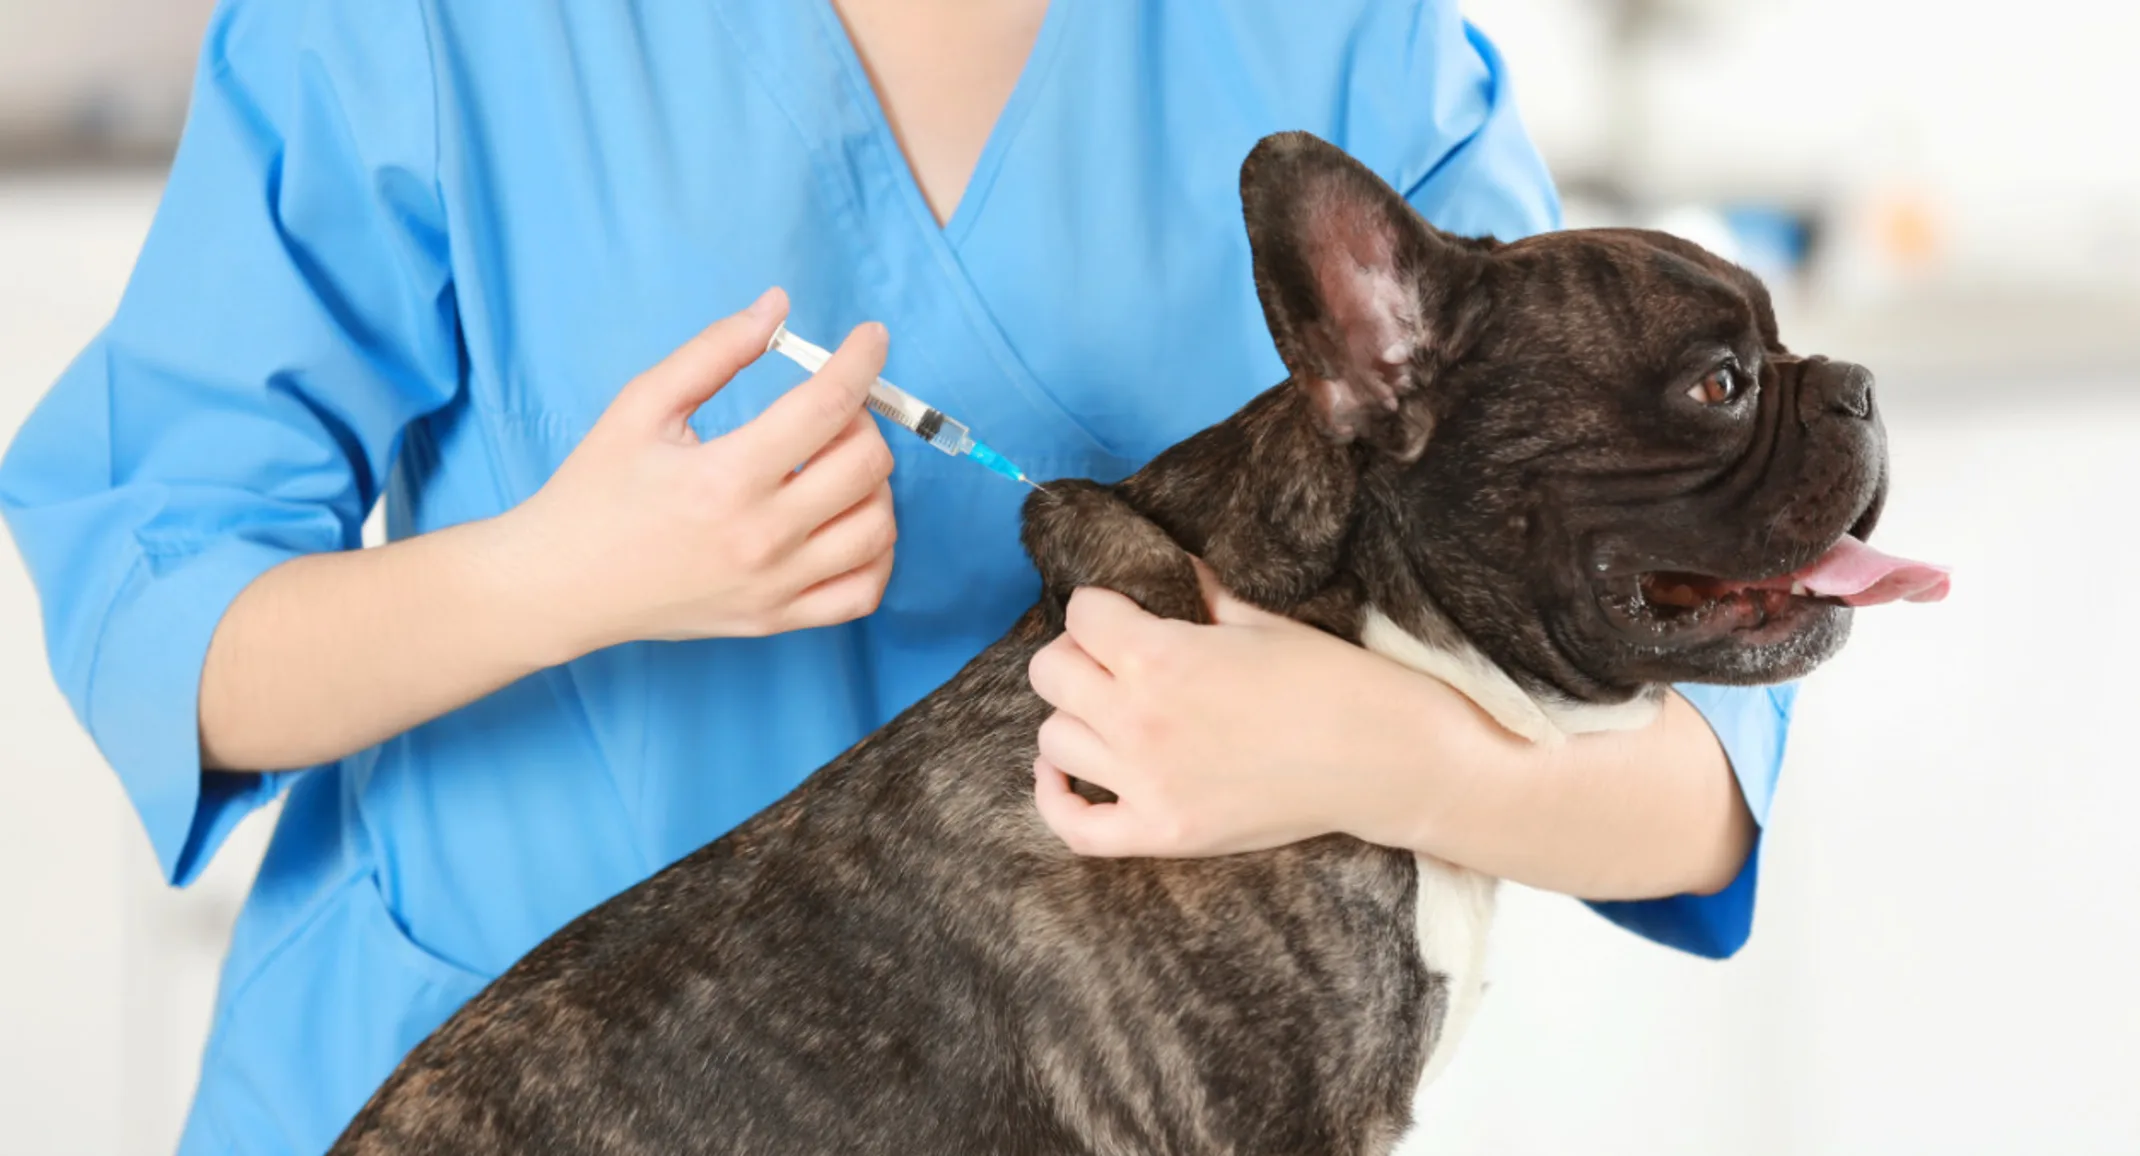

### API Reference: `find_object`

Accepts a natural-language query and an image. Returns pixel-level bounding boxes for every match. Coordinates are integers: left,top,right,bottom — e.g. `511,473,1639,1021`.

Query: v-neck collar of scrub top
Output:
711,0,1132,479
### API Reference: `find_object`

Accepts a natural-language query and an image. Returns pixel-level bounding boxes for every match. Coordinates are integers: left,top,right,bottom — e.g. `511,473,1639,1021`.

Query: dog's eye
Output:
1687,364,1745,406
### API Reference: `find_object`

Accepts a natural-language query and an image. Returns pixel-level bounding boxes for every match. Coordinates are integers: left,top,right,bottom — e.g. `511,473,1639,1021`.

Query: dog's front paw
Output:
1021,480,1209,626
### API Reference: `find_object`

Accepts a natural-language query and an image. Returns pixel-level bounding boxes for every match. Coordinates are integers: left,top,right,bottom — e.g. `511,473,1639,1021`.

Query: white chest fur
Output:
1356,610,1660,1094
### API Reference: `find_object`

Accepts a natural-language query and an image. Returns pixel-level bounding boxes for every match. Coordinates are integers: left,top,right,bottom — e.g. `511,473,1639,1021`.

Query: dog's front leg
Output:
1020,480,1210,630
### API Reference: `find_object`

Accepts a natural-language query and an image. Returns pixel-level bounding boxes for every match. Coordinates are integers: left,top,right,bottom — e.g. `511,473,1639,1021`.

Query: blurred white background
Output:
2,1,2136,1154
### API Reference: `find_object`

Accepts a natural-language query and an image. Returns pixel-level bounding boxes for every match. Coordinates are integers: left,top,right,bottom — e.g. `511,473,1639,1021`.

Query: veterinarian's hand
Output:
507,288,899,654
1028,562,1467,857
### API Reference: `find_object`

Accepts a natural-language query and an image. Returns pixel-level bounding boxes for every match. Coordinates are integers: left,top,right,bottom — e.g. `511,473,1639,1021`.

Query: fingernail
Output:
745,287,781,318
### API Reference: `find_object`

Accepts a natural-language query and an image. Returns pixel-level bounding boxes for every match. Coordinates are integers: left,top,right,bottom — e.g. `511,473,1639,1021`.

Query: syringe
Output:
766,324,1037,488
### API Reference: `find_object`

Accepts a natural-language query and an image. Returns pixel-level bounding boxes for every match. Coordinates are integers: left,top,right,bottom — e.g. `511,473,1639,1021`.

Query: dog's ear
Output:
1241,132,1491,461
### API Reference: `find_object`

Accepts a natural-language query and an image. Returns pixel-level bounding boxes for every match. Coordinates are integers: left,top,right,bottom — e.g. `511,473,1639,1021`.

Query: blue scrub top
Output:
0,3,1796,1153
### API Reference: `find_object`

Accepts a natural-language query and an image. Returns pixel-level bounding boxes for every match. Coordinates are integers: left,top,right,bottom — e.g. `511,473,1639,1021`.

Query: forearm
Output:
1363,681,1756,901
198,514,577,772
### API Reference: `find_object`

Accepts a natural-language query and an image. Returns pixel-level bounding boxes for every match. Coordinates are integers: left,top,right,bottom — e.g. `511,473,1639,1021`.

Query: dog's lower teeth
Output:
1790,581,1809,596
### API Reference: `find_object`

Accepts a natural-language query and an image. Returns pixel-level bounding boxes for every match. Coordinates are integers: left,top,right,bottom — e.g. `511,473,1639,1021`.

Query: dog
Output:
328,131,1945,1156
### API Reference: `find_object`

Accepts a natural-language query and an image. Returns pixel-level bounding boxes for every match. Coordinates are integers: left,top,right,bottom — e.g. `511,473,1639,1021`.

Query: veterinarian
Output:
0,3,1791,1154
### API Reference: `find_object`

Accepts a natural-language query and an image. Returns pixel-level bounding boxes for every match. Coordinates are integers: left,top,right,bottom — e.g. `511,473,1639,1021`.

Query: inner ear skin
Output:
1308,200,1420,414
1239,131,1490,462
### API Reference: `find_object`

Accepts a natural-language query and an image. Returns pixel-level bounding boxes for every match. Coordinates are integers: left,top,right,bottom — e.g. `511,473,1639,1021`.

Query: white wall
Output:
1470,0,2140,297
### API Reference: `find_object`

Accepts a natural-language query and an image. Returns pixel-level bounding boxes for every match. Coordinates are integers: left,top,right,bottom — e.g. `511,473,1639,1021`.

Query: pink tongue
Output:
1782,535,1951,606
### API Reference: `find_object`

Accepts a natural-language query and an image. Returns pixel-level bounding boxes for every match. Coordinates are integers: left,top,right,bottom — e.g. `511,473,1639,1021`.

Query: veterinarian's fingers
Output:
1026,634,1117,723
615,287,787,438
1190,556,1289,627
737,322,887,476
1034,710,1134,795
1061,585,1167,676
779,543,894,631
786,481,897,588
1033,760,1138,858
781,410,895,528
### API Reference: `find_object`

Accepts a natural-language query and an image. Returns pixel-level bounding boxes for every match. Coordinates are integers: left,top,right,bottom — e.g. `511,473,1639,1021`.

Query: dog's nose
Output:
1800,357,1876,422
1831,363,1875,419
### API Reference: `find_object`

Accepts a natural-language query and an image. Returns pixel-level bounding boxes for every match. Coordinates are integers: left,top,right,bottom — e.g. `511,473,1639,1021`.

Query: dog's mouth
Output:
1602,534,1950,639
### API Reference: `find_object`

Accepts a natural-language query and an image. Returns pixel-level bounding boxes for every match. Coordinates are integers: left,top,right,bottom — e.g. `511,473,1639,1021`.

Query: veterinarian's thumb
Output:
615,287,788,435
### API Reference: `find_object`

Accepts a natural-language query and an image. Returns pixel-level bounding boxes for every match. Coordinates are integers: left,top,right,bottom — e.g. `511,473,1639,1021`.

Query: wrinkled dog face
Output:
1407,228,1893,691
1242,134,1938,700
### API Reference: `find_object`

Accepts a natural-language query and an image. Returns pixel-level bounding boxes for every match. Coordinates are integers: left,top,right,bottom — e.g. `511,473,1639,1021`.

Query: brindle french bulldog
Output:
329,132,1946,1156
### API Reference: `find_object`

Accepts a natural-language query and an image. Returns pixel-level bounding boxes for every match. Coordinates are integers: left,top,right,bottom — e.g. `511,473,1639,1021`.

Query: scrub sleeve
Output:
0,3,480,1150
0,0,458,887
